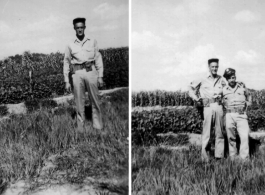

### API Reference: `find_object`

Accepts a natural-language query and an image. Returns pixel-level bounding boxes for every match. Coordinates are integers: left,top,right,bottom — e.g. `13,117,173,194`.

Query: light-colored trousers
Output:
72,68,103,130
226,112,249,159
202,103,224,160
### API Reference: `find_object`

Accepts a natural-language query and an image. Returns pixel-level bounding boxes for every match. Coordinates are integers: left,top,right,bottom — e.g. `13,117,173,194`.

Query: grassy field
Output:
0,88,128,194
132,143,265,195
132,89,265,195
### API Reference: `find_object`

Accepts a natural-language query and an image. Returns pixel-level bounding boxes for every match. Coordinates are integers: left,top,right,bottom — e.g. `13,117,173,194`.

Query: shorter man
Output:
222,68,251,160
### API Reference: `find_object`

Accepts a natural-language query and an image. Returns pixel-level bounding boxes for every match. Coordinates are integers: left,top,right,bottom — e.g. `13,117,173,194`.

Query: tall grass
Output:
0,89,128,194
132,145,265,195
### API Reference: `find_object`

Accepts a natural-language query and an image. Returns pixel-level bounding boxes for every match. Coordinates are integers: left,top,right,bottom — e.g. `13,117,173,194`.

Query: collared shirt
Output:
63,35,103,83
222,82,251,108
188,73,227,100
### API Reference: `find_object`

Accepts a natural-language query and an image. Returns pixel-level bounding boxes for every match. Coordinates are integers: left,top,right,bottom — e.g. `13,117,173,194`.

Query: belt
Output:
226,107,245,114
70,61,95,74
202,98,221,107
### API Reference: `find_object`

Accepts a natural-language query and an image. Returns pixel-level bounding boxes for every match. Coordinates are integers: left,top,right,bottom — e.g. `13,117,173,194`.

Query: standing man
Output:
223,68,251,160
189,58,226,162
64,18,104,131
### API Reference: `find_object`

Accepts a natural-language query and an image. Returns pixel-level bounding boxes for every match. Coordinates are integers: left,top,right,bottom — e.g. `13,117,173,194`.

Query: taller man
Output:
189,58,226,161
64,18,104,131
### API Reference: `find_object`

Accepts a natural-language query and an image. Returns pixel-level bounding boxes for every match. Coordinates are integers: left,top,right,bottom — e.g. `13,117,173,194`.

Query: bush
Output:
248,108,265,131
0,47,129,104
132,107,265,146
40,99,58,109
132,107,202,145
0,105,8,116
24,99,40,113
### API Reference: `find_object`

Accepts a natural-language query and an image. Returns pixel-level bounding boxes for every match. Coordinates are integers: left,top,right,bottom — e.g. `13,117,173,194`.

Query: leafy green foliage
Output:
247,107,265,131
132,107,202,145
101,48,128,89
248,89,265,107
24,99,40,113
0,48,128,104
0,105,8,117
40,99,58,109
132,107,265,146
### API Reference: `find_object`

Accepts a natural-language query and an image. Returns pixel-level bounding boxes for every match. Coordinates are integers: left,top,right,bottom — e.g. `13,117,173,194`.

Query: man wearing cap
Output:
64,17,104,131
222,68,251,160
189,58,227,161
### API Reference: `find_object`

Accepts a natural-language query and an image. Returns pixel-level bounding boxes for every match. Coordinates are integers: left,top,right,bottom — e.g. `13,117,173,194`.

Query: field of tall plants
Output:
132,90,265,145
0,47,128,104
0,88,129,194
132,89,265,107
132,89,265,194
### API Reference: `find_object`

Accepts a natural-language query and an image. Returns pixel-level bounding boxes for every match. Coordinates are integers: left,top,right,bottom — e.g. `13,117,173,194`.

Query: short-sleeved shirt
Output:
189,74,227,100
222,82,248,108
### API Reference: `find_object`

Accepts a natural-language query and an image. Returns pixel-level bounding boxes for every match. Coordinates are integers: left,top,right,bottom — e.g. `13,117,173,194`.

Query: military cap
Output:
223,68,236,80
73,18,86,25
208,58,219,64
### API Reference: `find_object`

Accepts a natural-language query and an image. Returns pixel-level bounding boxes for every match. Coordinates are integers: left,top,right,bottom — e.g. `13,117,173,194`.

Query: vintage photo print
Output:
131,0,265,194
0,0,128,194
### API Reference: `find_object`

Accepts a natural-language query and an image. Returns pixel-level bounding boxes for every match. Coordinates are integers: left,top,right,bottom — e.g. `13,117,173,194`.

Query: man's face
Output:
209,62,219,75
74,22,86,36
227,75,236,87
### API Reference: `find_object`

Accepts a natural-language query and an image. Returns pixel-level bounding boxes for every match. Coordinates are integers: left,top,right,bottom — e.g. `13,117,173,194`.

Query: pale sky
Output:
132,0,265,91
0,0,128,59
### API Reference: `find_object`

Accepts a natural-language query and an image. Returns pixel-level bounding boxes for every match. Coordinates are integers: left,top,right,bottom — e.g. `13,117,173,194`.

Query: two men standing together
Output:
189,59,251,161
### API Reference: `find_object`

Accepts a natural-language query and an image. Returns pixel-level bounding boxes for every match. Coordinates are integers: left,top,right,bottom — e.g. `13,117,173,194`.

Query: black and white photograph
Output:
131,0,265,194
0,0,128,194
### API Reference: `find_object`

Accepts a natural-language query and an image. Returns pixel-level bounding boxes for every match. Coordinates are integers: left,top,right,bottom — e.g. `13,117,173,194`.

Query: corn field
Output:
132,89,265,107
132,91,193,107
0,47,128,104
132,89,265,146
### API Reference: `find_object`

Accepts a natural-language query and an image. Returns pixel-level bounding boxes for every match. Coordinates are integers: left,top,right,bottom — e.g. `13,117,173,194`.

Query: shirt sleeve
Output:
94,39,104,77
63,45,71,83
188,78,202,101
